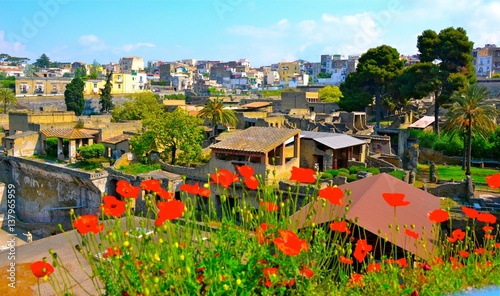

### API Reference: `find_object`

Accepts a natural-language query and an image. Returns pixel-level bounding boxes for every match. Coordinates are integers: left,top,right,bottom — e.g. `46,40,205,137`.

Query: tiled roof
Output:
78,128,100,135
210,127,300,153
41,128,94,139
409,116,435,129
300,131,366,150
240,102,272,109
101,134,132,144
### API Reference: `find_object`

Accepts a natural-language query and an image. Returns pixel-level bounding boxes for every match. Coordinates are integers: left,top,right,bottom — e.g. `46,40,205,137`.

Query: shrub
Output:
366,167,381,175
389,170,406,181
320,172,333,179
347,173,358,182
45,137,59,158
77,144,105,159
338,168,349,175
325,169,339,178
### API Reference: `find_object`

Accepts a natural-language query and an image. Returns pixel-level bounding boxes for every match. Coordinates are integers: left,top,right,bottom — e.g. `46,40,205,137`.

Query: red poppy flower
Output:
447,229,466,243
495,243,500,248
299,268,314,278
485,173,500,189
102,195,126,217
458,250,469,258
273,230,308,256
244,176,259,190
483,225,494,232
474,248,485,255
386,258,408,268
156,188,174,200
263,267,278,288
155,200,185,226
340,255,353,265
289,166,316,183
461,206,478,219
382,193,410,207
140,179,162,192
353,239,372,263
30,261,54,278
73,215,104,234
405,229,419,239
366,263,381,273
319,186,344,205
198,187,211,198
180,182,201,195
329,221,350,234
256,223,272,245
477,212,497,224
102,247,122,258
283,278,295,287
427,209,449,223
260,201,279,212
484,234,495,240
210,169,238,188
116,180,140,199
237,165,254,178
349,273,363,287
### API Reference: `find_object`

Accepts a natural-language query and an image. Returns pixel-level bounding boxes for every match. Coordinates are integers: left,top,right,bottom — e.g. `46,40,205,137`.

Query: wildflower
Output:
140,179,162,192
30,261,54,278
155,200,185,226
422,263,431,271
427,209,449,223
386,258,408,268
263,267,278,288
318,186,344,205
273,230,308,256
461,206,478,219
458,251,469,258
289,166,316,183
198,187,211,198
210,169,238,188
405,229,419,239
73,215,104,235
483,225,494,232
349,273,363,287
180,182,201,195
116,180,140,199
299,267,314,278
101,195,126,217
484,234,495,240
447,229,466,243
283,278,295,287
353,239,372,263
256,223,272,245
102,247,122,258
496,243,500,249
477,212,497,224
474,248,485,255
260,201,278,212
382,193,410,207
329,220,350,234
237,165,254,178
366,263,381,273
340,255,353,265
155,188,174,200
485,173,500,189
244,176,259,190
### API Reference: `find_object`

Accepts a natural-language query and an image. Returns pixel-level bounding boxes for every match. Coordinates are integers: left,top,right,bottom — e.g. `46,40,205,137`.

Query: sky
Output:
1,0,500,67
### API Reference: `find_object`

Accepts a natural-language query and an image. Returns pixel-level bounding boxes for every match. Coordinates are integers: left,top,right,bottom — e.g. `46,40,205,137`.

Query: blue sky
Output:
1,0,500,67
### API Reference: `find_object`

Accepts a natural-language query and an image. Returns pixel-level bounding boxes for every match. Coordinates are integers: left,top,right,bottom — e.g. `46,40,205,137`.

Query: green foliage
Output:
0,87,17,114
320,172,333,179
74,66,87,79
0,53,29,65
77,144,105,159
112,92,164,122
325,169,339,178
100,71,114,113
317,72,332,78
338,168,350,175
164,93,185,100
117,162,161,175
45,137,59,158
0,76,15,90
89,59,100,79
318,85,343,102
492,73,500,78
347,173,358,182
69,157,108,171
197,98,237,137
64,77,85,116
34,53,50,68
388,170,406,180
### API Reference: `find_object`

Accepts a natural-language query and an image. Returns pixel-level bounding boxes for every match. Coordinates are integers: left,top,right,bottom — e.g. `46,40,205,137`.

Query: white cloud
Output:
0,30,27,56
78,34,107,51
122,42,155,52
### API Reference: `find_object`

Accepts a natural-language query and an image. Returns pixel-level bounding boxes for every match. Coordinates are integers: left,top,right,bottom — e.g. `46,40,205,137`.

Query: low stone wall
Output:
419,147,462,165
428,181,468,199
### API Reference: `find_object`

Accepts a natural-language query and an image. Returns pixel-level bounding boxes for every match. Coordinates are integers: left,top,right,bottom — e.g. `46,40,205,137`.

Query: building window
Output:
93,83,97,88
118,84,121,89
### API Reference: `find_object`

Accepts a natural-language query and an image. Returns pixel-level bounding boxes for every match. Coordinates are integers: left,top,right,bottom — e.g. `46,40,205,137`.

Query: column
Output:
57,138,63,160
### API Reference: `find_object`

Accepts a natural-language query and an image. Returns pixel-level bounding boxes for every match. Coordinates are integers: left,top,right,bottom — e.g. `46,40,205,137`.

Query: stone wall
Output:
428,181,468,199
419,147,462,165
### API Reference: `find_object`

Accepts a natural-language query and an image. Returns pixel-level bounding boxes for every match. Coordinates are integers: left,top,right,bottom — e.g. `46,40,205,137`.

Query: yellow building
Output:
15,77,71,95
83,79,106,95
111,72,148,94
278,62,301,84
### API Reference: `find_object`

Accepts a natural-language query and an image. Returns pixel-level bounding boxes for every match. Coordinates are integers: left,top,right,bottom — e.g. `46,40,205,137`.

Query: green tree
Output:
417,27,475,133
23,64,35,78
340,45,404,129
318,85,343,102
74,66,87,79
197,98,237,139
100,71,114,113
111,92,164,122
442,84,498,176
64,77,85,116
0,88,17,114
89,59,100,79
34,53,50,68
132,108,204,165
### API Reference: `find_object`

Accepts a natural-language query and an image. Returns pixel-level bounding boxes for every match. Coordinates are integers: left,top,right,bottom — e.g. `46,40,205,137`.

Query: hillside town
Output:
1,27,500,295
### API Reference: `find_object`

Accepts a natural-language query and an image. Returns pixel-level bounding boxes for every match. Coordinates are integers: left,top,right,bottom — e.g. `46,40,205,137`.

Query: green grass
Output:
117,162,161,175
68,157,109,171
418,164,500,185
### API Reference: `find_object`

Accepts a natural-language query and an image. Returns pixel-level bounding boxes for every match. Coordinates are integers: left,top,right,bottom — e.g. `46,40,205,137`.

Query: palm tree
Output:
442,84,498,176
0,87,17,114
197,98,237,140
